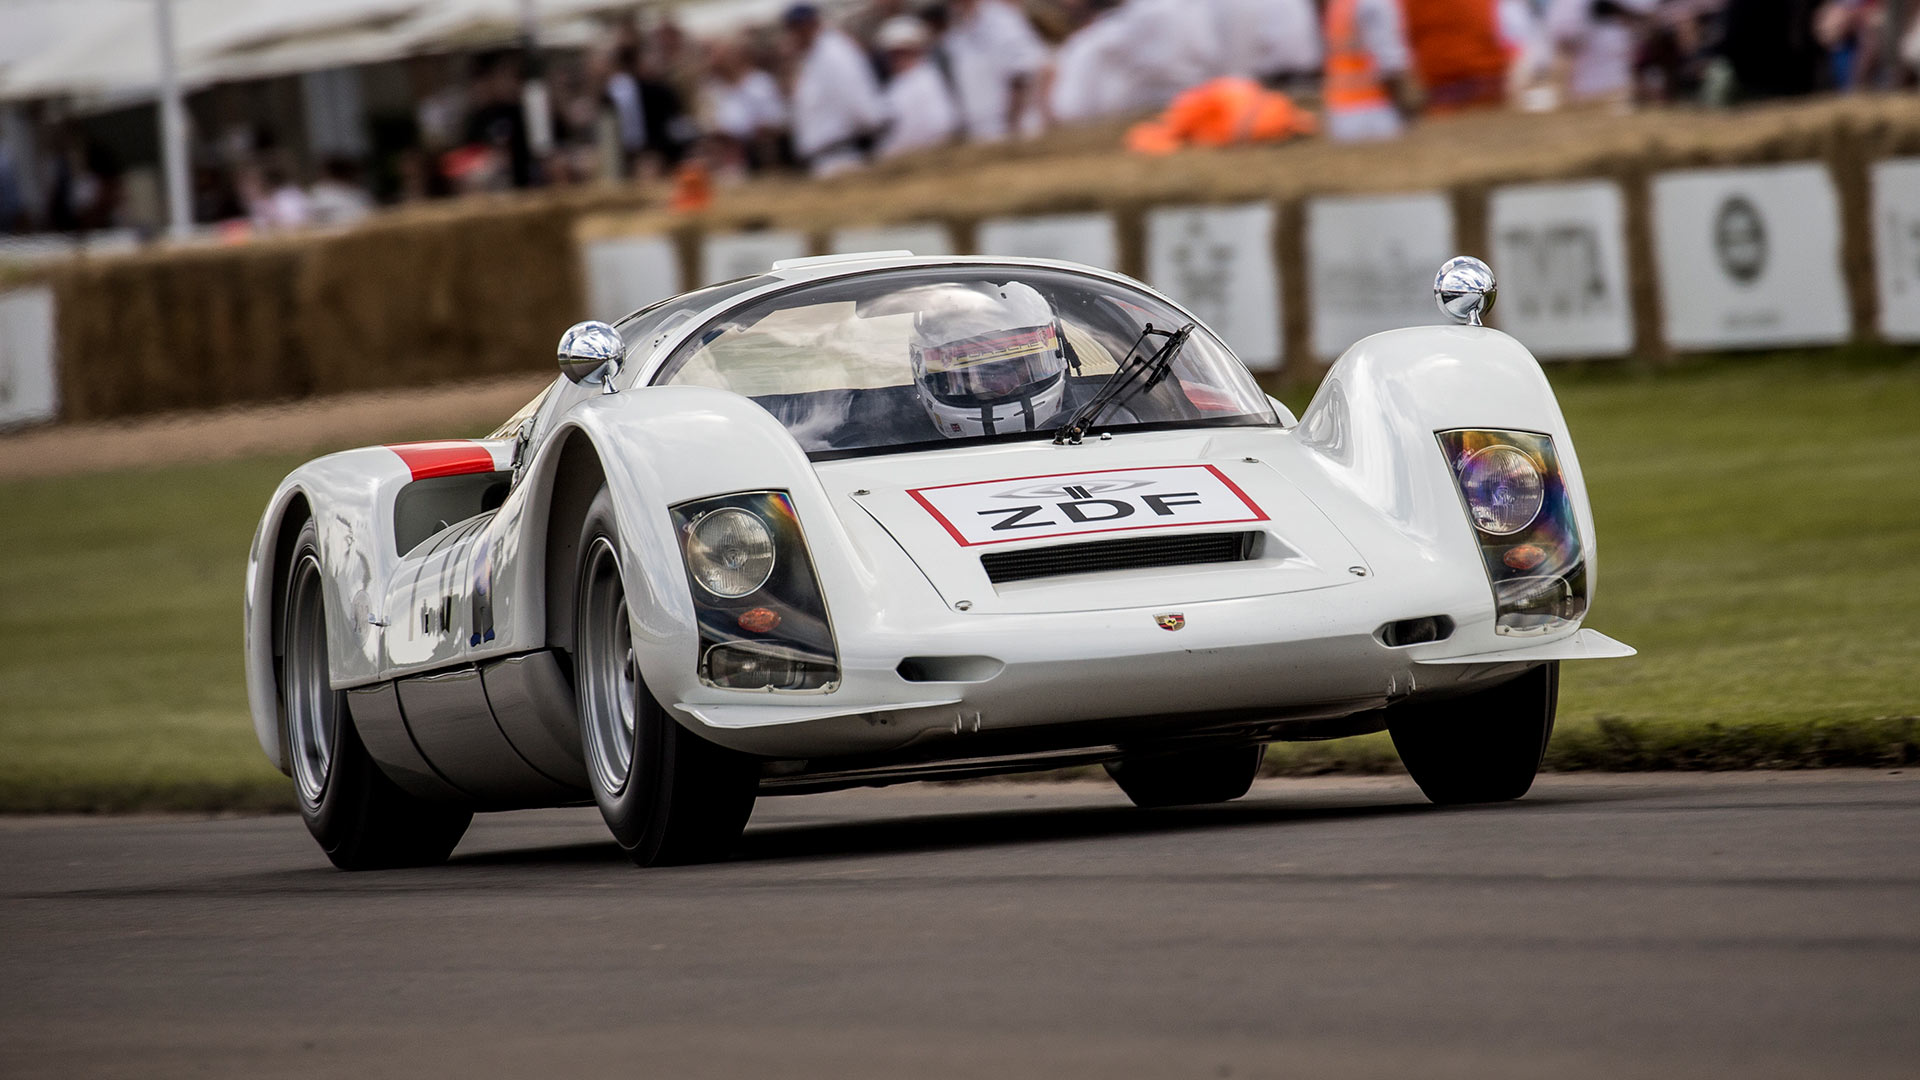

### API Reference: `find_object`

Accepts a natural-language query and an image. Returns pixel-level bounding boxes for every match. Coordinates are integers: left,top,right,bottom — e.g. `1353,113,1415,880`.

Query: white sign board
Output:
908,465,1268,547
1652,164,1849,349
582,235,680,322
702,230,808,285
831,222,955,257
1145,203,1284,371
1307,193,1453,360
1871,158,1920,342
975,213,1118,269
1488,180,1634,357
0,286,57,428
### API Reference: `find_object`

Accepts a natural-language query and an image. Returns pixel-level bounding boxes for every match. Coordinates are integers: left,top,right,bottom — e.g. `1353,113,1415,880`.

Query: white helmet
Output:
909,281,1070,439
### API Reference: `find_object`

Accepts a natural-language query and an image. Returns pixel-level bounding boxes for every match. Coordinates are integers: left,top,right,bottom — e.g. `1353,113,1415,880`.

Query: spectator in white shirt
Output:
703,38,789,172
875,16,961,159
1211,0,1322,88
1093,0,1224,113
784,4,889,177
1050,0,1134,124
944,0,1052,141
1547,0,1659,103
308,158,374,227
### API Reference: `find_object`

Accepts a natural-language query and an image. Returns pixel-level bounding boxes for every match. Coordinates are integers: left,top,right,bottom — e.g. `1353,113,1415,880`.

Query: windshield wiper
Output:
1052,322,1195,445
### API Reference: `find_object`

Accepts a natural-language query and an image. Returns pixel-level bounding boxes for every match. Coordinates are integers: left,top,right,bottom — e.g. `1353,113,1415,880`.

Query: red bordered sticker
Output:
907,464,1267,547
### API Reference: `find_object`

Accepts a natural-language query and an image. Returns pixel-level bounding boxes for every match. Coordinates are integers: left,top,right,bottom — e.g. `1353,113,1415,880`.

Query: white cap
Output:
876,15,930,51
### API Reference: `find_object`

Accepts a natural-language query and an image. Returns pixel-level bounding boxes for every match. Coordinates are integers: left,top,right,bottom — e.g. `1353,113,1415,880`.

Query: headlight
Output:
672,492,838,691
1439,430,1588,636
685,507,776,598
1457,444,1545,535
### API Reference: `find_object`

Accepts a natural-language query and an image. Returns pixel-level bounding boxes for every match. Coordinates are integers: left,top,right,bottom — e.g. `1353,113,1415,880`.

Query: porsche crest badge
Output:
1154,613,1186,632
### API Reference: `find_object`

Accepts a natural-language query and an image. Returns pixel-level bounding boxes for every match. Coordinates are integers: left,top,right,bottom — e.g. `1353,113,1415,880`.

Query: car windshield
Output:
651,266,1276,457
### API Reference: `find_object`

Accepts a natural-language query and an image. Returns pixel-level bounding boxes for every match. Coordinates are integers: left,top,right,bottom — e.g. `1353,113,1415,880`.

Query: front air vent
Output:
980,531,1258,585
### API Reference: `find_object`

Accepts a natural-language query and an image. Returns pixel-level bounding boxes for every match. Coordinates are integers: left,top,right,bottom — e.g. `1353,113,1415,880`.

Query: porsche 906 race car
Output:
244,251,1633,869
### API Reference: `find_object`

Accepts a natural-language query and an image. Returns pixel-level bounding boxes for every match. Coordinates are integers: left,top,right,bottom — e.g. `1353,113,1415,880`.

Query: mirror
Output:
559,320,625,388
1433,256,1496,326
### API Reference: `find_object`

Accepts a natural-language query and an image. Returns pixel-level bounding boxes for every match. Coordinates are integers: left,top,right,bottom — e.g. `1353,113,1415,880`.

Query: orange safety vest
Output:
1324,0,1392,113
1401,0,1507,111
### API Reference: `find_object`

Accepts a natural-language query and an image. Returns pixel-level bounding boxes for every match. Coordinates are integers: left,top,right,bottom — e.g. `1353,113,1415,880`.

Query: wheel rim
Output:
579,536,638,795
285,555,338,809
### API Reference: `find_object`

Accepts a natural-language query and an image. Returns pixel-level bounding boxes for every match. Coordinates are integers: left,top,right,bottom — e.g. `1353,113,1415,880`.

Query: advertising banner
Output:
831,223,955,257
0,286,57,428
1652,164,1849,349
1872,158,1920,342
1306,193,1454,360
582,235,680,322
1145,203,1284,371
702,230,808,285
975,213,1118,270
1488,180,1634,357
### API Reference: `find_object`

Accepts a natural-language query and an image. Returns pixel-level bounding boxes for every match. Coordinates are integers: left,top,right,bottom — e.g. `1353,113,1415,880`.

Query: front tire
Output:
1105,744,1266,808
1387,662,1559,805
282,518,471,869
574,488,758,866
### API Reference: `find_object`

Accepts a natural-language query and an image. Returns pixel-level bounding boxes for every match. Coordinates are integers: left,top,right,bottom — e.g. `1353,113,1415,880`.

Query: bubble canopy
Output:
649,266,1278,458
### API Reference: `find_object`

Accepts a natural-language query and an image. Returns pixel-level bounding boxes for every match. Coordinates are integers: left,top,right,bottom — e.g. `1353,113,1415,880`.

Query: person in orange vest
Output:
1400,0,1511,112
1322,0,1421,142
1124,77,1318,154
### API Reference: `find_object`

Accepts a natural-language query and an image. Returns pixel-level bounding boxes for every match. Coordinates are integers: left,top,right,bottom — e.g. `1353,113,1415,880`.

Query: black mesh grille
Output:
980,531,1256,584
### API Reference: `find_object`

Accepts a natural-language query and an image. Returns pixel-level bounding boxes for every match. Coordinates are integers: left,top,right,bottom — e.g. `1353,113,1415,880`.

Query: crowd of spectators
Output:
6,0,1920,238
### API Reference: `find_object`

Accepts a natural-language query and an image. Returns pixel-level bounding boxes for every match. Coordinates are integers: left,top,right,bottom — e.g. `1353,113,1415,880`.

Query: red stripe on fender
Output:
387,440,499,481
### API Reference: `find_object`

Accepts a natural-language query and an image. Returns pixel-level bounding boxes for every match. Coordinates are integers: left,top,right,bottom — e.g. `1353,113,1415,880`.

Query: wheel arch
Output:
246,487,313,777
538,428,607,665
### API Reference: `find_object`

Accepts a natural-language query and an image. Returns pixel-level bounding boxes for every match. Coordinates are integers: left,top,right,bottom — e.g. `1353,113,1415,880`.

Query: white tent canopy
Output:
0,0,803,103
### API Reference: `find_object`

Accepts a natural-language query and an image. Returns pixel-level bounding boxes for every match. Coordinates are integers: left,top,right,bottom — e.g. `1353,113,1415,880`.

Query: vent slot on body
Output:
981,531,1258,584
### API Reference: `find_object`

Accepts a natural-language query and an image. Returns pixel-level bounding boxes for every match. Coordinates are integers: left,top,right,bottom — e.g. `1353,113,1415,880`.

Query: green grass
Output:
2,350,1917,812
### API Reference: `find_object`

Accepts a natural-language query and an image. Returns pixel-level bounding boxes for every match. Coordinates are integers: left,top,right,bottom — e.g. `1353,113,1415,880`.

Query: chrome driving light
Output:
1439,430,1588,636
686,507,776,598
1457,444,1545,535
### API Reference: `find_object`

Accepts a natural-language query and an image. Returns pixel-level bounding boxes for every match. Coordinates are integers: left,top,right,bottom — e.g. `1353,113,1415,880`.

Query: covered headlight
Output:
686,507,776,598
1440,430,1588,636
1457,444,1545,535
672,492,838,691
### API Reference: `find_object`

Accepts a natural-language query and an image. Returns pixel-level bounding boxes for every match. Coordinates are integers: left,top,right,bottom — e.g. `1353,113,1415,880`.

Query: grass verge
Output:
0,349,1915,811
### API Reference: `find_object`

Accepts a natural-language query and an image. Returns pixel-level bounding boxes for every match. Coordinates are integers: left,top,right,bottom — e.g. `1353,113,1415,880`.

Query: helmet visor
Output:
916,325,1064,406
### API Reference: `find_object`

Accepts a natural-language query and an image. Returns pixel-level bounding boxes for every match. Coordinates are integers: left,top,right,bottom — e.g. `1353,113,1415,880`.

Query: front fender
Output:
504,386,894,714
1294,324,1600,615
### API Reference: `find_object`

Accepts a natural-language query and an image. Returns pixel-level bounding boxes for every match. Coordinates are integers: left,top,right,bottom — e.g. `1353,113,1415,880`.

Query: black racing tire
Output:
1105,743,1266,809
1387,662,1559,805
281,517,472,870
573,487,759,867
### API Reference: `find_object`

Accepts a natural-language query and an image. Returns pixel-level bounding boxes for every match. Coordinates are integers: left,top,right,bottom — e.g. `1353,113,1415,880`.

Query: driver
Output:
909,281,1073,438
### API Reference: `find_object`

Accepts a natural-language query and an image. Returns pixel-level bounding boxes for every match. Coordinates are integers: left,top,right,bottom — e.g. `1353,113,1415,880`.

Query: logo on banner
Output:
1714,196,1768,284
908,465,1267,546
1499,225,1612,318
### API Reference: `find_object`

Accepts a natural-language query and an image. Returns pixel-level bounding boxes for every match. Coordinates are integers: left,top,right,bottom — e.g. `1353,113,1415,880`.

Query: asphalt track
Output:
3,771,1916,1079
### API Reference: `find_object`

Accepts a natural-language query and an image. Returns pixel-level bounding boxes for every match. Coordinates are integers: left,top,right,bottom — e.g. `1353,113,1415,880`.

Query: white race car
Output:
244,252,1632,869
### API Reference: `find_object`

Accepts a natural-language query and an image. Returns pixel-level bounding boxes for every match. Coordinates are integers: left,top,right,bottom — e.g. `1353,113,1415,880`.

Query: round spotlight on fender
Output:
1459,445,1545,535
686,508,776,597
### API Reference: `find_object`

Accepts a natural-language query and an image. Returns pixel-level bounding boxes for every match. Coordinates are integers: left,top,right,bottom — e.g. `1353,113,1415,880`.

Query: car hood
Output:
812,430,1368,615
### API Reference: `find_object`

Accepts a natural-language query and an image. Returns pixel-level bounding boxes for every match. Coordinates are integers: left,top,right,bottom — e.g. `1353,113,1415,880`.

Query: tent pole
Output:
154,0,191,239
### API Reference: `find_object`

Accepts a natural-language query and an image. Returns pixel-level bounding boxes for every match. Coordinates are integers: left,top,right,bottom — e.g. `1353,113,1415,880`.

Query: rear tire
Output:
1387,662,1559,805
282,518,472,870
574,488,759,866
1106,744,1266,808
